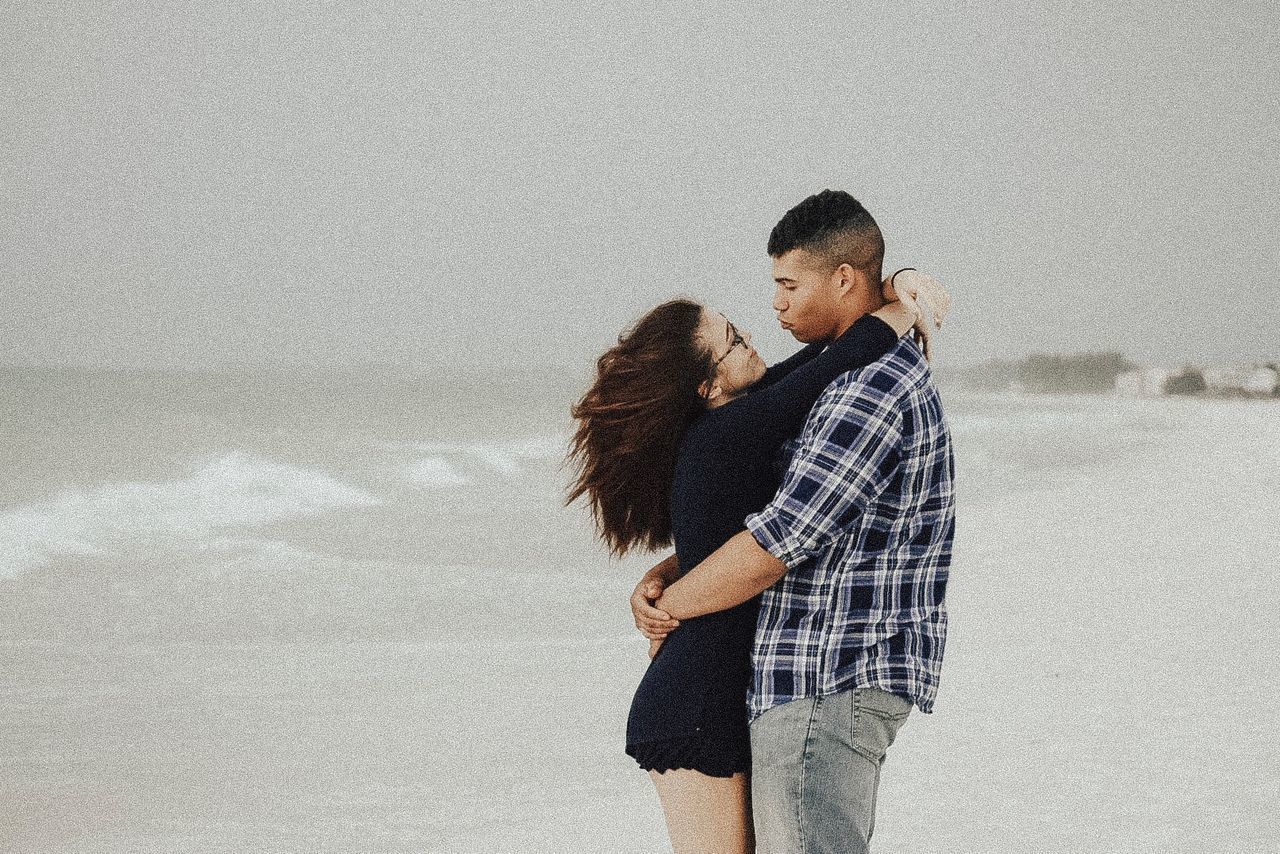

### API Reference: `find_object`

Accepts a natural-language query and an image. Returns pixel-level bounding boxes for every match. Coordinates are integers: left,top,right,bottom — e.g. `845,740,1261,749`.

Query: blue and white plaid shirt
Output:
744,337,955,720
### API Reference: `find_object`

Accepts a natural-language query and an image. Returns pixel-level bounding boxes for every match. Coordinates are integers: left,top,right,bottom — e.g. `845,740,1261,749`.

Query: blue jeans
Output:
749,687,912,854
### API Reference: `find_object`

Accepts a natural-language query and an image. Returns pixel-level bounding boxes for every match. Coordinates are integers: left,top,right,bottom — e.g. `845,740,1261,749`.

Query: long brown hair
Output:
567,299,714,556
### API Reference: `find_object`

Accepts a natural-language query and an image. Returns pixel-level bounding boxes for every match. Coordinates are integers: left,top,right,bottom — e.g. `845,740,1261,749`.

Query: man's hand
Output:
648,638,664,659
631,572,679,640
883,269,951,362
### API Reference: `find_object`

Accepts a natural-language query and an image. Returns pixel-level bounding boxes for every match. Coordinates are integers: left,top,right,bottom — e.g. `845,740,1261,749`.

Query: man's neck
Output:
830,289,887,340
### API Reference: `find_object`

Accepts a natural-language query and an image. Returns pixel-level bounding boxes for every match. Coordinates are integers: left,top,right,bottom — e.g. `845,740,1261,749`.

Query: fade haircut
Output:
767,189,884,280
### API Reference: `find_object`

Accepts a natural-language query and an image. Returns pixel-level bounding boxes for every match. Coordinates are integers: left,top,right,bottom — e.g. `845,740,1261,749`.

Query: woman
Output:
567,271,946,853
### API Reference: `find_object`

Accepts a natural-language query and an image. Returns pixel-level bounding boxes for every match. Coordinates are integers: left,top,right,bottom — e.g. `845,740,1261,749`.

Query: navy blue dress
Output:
625,315,900,776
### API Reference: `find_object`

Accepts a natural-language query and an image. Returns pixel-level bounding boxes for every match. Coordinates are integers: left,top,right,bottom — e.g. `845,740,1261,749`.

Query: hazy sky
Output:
4,1,1277,371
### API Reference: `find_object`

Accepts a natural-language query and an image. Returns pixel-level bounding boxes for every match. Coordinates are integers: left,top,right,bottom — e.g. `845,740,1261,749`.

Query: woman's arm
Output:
750,269,951,391
725,267,952,447
753,341,826,391
724,302,914,450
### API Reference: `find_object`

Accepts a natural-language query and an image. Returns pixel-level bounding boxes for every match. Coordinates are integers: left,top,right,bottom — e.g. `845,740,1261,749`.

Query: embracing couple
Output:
568,190,956,854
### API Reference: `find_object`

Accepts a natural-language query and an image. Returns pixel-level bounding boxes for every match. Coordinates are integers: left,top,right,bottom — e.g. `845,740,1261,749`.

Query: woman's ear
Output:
699,378,721,402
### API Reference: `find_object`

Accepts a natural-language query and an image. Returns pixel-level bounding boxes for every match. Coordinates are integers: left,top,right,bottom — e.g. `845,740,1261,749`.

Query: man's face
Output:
771,249,842,343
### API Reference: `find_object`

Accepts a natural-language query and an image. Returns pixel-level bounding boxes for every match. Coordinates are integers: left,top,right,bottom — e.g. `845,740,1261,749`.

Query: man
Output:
635,190,955,853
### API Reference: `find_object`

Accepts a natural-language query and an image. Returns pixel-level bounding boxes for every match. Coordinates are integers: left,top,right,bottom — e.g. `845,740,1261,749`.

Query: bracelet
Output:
890,267,917,287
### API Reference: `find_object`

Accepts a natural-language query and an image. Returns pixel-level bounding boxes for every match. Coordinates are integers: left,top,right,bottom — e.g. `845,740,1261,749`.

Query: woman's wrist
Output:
883,267,917,302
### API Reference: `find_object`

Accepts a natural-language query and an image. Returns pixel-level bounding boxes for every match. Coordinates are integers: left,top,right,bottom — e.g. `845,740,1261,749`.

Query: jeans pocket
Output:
850,689,910,764
858,687,912,722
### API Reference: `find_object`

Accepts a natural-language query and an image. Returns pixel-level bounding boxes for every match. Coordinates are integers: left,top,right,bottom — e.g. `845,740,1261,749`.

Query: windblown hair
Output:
567,299,714,557
767,189,884,280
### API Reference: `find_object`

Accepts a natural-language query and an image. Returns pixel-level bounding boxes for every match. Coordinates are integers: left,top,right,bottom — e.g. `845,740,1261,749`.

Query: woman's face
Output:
697,309,767,405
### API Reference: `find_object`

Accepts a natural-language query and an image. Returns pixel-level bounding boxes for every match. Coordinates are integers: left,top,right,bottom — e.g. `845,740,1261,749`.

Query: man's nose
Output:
773,292,788,312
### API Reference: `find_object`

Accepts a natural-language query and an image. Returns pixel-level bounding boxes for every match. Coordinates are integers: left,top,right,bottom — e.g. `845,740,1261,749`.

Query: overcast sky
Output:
4,0,1277,371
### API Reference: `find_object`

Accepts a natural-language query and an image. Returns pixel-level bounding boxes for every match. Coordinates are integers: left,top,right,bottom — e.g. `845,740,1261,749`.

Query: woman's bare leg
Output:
649,769,754,854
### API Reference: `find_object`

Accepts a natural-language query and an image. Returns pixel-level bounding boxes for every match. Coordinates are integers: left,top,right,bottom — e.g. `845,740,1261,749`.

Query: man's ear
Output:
834,264,875,300
832,263,857,297
699,379,721,402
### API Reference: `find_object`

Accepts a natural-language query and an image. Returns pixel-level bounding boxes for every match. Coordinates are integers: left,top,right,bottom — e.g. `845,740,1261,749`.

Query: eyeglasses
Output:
711,320,748,369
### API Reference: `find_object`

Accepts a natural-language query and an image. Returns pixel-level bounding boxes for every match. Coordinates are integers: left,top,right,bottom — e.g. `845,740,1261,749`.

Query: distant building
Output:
1016,351,1136,394
1203,367,1251,394
972,355,1277,399
1165,367,1209,395
1115,368,1172,397
1241,366,1279,396
1204,364,1279,397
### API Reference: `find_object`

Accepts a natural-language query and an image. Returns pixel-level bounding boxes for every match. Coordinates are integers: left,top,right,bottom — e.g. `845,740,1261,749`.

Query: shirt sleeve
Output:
745,378,904,568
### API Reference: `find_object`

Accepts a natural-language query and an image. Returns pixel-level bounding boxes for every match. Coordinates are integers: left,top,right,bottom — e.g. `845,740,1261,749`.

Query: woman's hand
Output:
648,638,665,659
884,269,951,326
631,565,680,640
882,269,951,362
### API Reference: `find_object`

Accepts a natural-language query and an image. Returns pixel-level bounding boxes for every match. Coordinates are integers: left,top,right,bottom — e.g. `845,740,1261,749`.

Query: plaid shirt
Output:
744,337,955,720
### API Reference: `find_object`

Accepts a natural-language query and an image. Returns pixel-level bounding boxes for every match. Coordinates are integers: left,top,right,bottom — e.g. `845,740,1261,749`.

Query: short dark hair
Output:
767,189,884,279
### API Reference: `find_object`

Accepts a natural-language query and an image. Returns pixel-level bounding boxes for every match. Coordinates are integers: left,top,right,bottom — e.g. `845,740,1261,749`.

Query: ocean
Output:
1,366,1277,853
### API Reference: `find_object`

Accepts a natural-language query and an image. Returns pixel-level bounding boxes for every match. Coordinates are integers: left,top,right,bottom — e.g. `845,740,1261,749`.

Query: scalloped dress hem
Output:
626,728,751,779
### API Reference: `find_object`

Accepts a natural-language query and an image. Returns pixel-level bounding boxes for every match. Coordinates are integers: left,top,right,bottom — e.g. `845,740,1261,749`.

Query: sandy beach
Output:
2,371,1277,852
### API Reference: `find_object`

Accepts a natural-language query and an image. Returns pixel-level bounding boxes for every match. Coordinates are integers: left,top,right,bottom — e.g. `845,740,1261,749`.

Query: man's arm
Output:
656,375,906,620
653,530,787,619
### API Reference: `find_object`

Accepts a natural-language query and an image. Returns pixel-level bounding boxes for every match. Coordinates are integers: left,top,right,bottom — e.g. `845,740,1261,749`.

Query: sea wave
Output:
399,436,568,486
0,454,379,578
404,457,472,487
